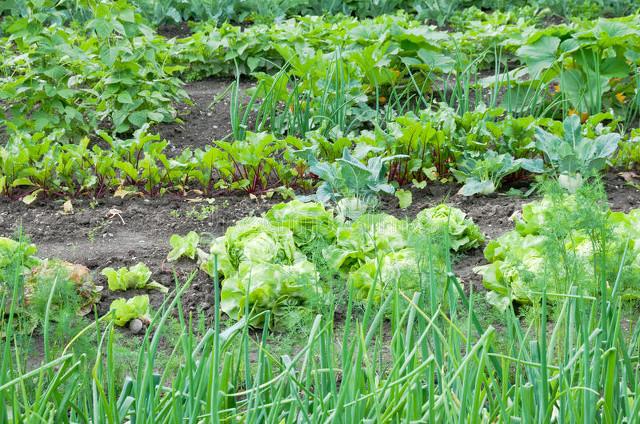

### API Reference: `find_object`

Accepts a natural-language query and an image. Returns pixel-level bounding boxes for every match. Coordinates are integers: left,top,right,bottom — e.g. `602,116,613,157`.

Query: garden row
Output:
6,183,640,329
1,106,634,204
4,187,640,421
2,3,639,139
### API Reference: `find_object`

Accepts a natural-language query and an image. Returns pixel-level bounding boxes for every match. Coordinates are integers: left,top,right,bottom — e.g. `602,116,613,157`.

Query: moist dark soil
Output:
155,78,256,154
0,193,278,319
157,22,193,39
1,172,638,328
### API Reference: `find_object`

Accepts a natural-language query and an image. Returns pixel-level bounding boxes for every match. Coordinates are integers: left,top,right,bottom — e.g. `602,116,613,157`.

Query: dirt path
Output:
155,78,255,153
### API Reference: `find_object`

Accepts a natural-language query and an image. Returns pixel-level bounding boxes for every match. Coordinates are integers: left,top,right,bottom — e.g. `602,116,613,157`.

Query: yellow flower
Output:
568,109,588,123
616,92,626,103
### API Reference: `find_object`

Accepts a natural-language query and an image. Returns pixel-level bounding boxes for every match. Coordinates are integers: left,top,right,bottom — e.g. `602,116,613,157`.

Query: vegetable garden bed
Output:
3,1,640,421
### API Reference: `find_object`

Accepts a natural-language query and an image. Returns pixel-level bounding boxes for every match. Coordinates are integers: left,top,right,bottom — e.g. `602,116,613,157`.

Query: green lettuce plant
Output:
197,209,324,323
109,295,150,326
167,231,200,262
348,248,419,301
323,213,408,273
476,188,640,310
264,200,337,251
101,263,168,293
413,204,484,251
220,258,320,321
204,217,296,278
0,237,39,282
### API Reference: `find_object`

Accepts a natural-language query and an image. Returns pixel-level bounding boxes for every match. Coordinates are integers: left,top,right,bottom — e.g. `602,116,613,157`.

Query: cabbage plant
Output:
535,115,620,192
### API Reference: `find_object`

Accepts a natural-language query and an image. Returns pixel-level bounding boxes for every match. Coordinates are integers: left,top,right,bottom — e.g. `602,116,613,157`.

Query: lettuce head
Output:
323,213,408,273
220,257,320,321
413,204,484,251
265,200,336,251
110,295,150,326
348,248,420,302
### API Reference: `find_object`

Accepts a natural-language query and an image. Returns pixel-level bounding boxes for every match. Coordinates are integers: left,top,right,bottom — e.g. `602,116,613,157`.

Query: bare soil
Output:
155,78,256,153
157,22,192,39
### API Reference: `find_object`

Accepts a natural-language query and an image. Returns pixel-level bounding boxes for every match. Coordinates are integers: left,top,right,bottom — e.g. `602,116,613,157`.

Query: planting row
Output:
2,3,639,142
3,183,640,332
4,193,640,422
1,108,634,202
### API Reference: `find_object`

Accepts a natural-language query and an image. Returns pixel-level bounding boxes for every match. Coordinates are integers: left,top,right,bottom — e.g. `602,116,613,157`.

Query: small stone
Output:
75,213,92,225
129,319,144,334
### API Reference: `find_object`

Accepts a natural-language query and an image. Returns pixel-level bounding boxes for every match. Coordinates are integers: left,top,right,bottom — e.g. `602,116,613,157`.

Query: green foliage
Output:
101,263,168,293
204,216,297,278
198,200,482,320
167,231,200,262
451,150,542,196
0,236,39,283
213,132,303,193
413,204,485,251
109,295,150,326
198,210,326,323
220,257,320,321
395,188,412,208
25,260,102,318
514,17,640,116
264,200,337,251
0,0,187,140
477,184,640,310
535,114,620,190
324,213,408,273
299,147,405,209
347,248,419,301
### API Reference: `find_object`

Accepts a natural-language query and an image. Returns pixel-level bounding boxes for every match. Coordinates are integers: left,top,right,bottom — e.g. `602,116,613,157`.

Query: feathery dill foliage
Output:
2,186,640,422
537,181,610,294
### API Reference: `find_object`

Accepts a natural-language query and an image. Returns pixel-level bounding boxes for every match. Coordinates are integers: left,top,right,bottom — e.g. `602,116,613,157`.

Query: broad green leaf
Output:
517,36,560,76
395,189,412,209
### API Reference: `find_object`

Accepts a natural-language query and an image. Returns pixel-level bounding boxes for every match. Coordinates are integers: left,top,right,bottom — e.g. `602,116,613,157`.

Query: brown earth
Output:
155,78,256,153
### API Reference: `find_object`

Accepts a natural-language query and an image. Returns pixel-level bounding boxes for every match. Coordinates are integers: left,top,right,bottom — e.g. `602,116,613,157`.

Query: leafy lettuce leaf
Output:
167,231,200,262
413,204,484,251
323,213,408,273
478,195,640,310
110,295,150,326
264,200,336,251
203,217,297,278
0,236,39,283
101,263,168,293
220,256,321,321
348,248,420,302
